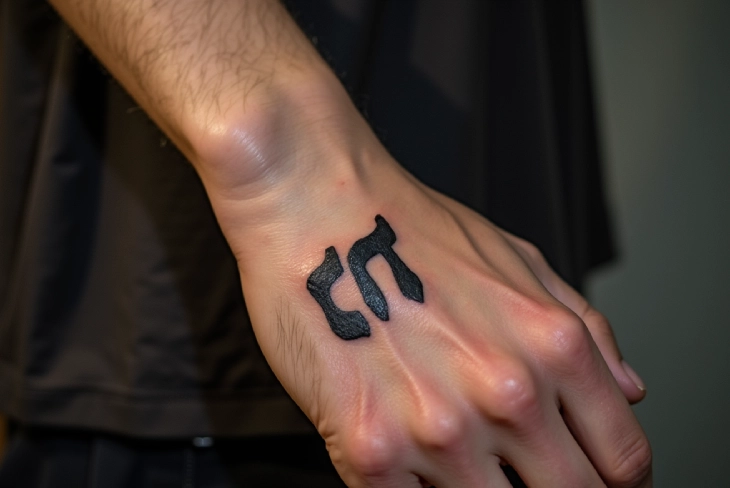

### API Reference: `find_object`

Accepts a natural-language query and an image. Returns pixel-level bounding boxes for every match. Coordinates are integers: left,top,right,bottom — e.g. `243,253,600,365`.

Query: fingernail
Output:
622,360,646,392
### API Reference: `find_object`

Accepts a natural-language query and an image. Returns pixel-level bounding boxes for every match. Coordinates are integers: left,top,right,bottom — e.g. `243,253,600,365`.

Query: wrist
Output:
187,62,396,265
195,61,380,189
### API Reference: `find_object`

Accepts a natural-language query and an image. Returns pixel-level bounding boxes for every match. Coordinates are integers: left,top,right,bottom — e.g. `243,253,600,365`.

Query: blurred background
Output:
585,0,730,486
1,0,727,485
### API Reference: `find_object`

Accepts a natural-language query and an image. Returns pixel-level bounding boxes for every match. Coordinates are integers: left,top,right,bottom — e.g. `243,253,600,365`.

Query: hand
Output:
202,88,652,486
48,0,651,484
496,226,647,406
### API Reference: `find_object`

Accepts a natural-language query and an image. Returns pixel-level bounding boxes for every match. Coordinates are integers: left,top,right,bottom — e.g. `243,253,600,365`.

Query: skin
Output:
48,0,652,486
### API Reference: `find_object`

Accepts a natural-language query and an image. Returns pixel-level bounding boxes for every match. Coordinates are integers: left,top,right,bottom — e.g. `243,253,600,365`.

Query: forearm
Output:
48,0,356,183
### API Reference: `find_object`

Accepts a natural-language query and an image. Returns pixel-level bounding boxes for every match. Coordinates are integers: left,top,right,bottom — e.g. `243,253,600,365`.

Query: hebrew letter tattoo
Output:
307,215,424,340
347,215,424,321
307,246,371,340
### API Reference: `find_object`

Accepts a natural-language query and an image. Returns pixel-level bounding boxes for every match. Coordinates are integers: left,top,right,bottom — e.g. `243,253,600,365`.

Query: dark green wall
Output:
587,1,730,485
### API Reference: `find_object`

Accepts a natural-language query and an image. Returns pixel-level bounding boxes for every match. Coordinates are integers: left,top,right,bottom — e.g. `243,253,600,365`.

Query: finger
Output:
356,473,423,488
500,231,647,403
405,388,510,488
575,302,646,404
545,321,653,487
415,456,514,488
464,352,604,487
336,425,423,488
561,380,653,486
341,460,422,488
497,404,606,488
543,274,645,404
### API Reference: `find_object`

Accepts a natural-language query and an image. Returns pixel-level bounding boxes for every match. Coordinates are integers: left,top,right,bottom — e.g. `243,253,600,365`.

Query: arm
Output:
49,0,651,486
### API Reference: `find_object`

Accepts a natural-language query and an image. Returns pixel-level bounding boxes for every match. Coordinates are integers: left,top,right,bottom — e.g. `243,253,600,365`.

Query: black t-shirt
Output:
0,0,613,438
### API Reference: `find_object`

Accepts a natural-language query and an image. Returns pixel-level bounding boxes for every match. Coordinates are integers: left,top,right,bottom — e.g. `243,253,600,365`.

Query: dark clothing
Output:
0,0,613,442
0,0,309,438
0,428,347,488
291,0,614,284
0,425,528,488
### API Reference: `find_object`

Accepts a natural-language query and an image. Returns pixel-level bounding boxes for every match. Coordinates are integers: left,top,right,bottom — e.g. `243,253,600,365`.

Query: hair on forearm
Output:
51,0,319,143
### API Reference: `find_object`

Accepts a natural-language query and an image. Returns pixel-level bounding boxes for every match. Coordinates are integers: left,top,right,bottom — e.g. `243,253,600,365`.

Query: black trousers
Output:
0,426,528,487
0,427,346,488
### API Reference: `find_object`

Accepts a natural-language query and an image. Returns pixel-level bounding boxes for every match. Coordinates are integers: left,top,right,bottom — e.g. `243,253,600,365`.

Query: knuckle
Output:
520,239,544,262
537,307,593,370
584,307,610,332
345,426,399,478
481,361,540,426
509,235,548,266
608,433,653,487
413,407,466,452
584,307,618,345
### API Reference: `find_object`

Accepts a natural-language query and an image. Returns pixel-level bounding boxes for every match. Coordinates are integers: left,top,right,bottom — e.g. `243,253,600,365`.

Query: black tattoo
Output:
307,215,424,340
307,247,371,340
348,215,424,321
